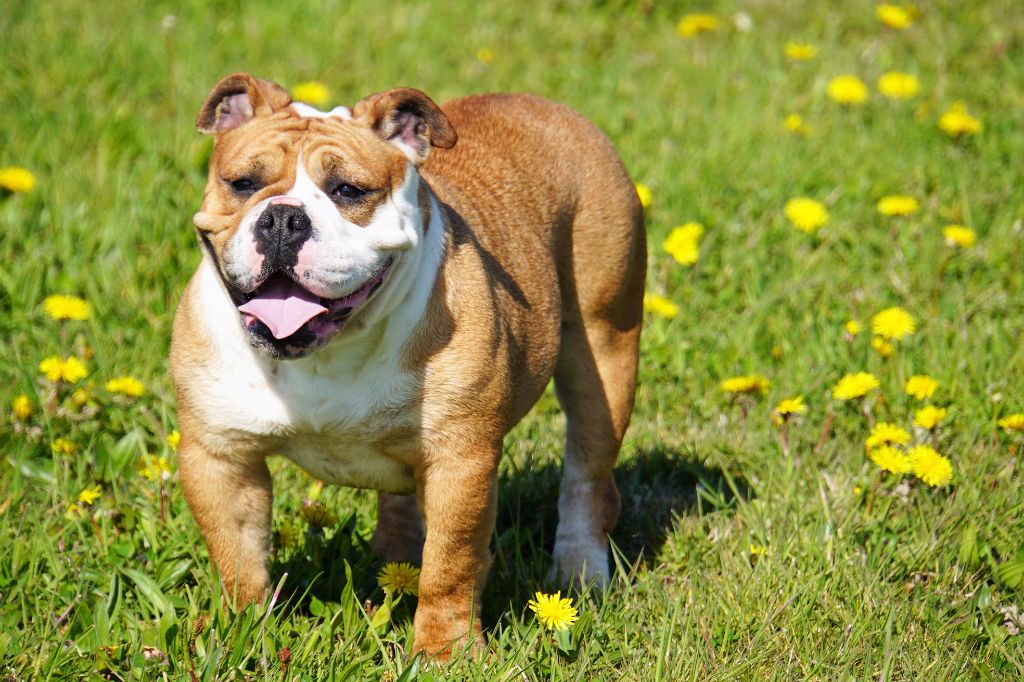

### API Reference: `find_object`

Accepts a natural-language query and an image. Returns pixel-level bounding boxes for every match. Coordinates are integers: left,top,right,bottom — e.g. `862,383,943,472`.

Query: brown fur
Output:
171,73,645,660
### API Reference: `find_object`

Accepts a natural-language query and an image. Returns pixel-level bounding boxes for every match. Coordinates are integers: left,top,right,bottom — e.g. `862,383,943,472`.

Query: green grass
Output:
3,0,1024,678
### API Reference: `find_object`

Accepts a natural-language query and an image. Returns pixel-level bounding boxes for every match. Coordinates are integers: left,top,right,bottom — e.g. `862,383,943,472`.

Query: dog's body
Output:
171,73,645,656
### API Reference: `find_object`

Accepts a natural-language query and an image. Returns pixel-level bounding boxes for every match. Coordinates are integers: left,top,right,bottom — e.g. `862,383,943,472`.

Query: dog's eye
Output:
228,178,259,194
331,183,366,201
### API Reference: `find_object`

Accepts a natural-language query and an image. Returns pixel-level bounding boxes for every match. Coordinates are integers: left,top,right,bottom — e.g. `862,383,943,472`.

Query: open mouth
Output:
235,257,393,355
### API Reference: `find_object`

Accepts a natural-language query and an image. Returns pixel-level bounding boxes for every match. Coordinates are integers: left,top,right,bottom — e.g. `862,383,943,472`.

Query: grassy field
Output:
3,0,1024,678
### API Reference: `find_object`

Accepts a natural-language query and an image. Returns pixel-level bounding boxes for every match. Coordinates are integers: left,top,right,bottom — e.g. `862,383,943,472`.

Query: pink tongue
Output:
237,277,328,339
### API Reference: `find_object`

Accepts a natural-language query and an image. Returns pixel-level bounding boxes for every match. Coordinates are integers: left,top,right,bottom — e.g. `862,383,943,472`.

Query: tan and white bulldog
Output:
171,72,645,657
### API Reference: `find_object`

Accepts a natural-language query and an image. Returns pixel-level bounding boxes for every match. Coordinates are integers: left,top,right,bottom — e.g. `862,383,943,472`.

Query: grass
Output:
2,0,1024,678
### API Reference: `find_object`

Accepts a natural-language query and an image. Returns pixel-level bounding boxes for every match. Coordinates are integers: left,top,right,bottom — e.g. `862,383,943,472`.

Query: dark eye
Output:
228,178,259,194
331,183,366,200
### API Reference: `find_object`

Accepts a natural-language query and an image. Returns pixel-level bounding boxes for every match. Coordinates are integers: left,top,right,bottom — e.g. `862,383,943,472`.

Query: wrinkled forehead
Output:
210,108,407,186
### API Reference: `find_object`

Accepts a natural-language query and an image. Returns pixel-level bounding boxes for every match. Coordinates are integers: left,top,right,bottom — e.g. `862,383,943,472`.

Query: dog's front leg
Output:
412,453,497,659
179,436,273,606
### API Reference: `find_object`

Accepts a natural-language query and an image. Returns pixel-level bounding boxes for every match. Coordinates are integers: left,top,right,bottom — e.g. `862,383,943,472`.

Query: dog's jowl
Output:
171,72,646,658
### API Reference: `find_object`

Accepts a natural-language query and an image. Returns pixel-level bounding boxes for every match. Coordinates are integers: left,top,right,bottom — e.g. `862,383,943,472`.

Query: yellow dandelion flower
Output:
300,502,337,529
827,75,869,105
38,356,88,384
998,414,1024,433
914,405,947,430
64,503,85,521
71,388,91,406
772,396,806,425
721,374,770,395
908,445,953,487
876,4,913,30
785,43,817,61
876,195,919,217
307,479,324,502
662,223,703,265
277,522,300,551
866,422,911,450
140,455,171,481
290,81,330,107
869,445,912,475
528,591,578,631
872,306,916,340
853,485,863,496
749,544,769,559
42,295,90,321
0,166,37,193
51,438,78,455
78,485,102,506
942,225,976,248
845,320,862,336
877,72,920,100
105,376,145,398
783,113,809,135
784,197,829,233
832,372,880,400
938,102,982,137
676,14,719,39
634,182,652,209
871,336,895,358
377,562,421,596
12,394,32,420
475,47,495,64
643,294,678,320
166,430,180,450
905,375,938,400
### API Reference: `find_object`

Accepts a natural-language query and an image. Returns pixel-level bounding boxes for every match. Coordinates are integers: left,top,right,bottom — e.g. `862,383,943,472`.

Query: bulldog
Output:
170,72,645,658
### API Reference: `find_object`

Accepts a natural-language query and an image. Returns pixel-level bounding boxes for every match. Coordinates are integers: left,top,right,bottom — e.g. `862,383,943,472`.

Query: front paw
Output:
412,602,484,661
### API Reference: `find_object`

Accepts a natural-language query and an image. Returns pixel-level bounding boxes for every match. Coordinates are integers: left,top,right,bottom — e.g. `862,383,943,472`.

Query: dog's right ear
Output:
196,73,292,135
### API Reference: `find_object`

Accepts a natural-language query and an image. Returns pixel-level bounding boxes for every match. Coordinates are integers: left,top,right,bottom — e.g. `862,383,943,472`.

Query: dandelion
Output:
827,75,869,105
871,336,895,358
677,14,719,38
12,394,32,420
528,591,578,631
908,445,953,487
643,294,678,320
140,455,171,481
290,81,330,107
662,223,703,265
845,320,862,336
38,356,89,384
784,197,829,233
914,405,947,430
71,388,91,407
64,503,85,521
51,438,79,455
785,43,817,61
943,225,976,248
876,4,913,30
634,182,652,209
106,376,145,398
832,372,880,400
783,113,809,134
748,544,769,563
306,479,324,502
0,166,37,193
377,562,421,596
872,307,915,341
78,485,102,506
877,195,919,217
877,72,920,100
42,295,90,321
998,414,1024,433
721,375,770,395
772,396,806,423
866,422,911,450
869,445,912,474
475,47,495,64
166,430,180,450
938,102,982,137
905,375,938,400
277,522,300,551
299,502,337,529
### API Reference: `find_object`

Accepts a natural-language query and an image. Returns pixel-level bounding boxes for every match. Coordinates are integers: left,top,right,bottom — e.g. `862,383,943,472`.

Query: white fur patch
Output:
291,102,352,120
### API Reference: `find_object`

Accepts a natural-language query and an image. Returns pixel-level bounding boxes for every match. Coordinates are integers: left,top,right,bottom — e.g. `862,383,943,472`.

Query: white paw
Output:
550,536,610,589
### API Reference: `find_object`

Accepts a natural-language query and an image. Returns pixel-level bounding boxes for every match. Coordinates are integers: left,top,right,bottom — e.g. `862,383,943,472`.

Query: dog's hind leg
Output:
371,493,425,565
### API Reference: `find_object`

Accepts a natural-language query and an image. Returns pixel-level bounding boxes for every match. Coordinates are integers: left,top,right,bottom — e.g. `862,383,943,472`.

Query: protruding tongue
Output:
238,277,328,339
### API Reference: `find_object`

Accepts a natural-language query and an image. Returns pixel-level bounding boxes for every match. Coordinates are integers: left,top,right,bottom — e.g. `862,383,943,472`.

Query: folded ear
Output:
352,88,457,163
196,73,292,134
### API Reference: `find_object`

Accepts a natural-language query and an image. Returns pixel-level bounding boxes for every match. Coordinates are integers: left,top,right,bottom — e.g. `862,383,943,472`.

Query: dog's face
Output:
192,73,456,359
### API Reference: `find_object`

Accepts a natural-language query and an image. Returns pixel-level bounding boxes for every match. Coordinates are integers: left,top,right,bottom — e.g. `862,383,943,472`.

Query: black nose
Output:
254,203,312,267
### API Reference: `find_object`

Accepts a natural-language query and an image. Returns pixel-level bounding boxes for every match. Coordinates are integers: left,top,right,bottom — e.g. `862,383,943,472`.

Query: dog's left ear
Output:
196,72,292,135
352,88,457,164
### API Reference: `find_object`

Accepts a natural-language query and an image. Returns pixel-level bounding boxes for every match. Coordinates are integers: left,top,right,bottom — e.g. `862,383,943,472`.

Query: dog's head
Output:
192,72,456,359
